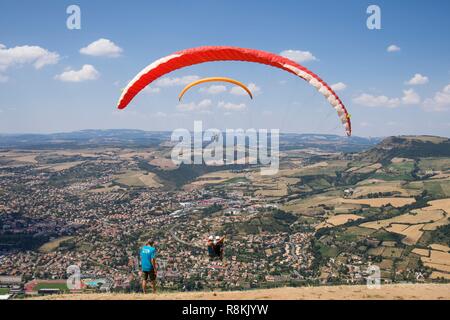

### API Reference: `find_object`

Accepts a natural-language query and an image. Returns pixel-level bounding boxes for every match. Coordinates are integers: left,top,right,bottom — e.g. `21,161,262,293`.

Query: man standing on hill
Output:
140,240,157,294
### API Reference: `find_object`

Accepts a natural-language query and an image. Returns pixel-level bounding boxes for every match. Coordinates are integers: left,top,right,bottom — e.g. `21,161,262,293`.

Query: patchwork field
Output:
188,170,247,187
352,180,420,197
38,236,74,253
42,161,85,172
360,199,449,245
405,180,450,198
252,176,299,198
316,214,363,229
282,194,341,215
346,162,382,174
412,244,450,278
6,154,38,163
114,171,162,188
254,184,289,197
342,197,416,208
118,150,154,160
149,157,178,170
418,158,450,172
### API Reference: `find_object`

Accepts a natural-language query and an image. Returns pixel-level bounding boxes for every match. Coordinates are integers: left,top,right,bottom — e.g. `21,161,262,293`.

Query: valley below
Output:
0,131,449,297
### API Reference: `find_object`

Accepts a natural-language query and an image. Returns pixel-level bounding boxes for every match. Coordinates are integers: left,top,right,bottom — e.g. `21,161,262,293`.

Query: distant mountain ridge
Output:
359,135,450,163
0,129,381,152
0,129,171,149
1,131,448,161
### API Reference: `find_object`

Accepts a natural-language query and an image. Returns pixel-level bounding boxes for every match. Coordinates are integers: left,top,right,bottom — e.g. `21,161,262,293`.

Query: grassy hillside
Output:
359,135,450,163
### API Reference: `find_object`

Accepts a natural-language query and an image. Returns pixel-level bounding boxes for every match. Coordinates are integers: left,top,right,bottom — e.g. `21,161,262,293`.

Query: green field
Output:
407,180,450,198
367,247,384,256
317,243,339,258
0,287,10,294
418,158,450,171
423,180,450,197
34,282,69,292
370,164,414,181
223,177,249,184
336,226,374,242
114,171,146,187
371,229,403,242
305,177,332,190
381,247,404,258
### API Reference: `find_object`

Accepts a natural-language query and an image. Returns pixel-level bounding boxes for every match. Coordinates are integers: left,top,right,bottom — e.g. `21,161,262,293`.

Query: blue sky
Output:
0,0,449,137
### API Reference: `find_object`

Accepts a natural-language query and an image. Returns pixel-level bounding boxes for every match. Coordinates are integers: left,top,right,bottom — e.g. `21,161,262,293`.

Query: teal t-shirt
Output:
140,245,156,271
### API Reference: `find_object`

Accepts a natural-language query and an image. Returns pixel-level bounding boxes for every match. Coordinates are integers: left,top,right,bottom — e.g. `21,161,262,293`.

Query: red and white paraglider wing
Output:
117,46,351,136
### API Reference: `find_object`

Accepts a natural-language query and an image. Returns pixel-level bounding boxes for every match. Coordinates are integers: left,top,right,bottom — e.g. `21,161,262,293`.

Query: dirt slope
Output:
32,284,450,300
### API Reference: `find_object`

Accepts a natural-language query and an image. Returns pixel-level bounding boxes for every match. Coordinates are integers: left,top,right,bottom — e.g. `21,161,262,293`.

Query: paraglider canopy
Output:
117,46,352,136
178,77,253,101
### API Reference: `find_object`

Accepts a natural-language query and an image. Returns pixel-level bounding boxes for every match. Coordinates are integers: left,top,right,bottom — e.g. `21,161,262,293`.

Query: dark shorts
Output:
215,244,223,258
142,269,156,281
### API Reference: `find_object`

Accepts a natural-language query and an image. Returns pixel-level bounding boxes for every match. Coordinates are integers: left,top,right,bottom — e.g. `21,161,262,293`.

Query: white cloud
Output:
353,89,421,108
406,73,429,85
423,84,450,112
401,89,421,105
156,75,199,87
55,64,100,82
218,101,247,111
387,44,401,52
330,82,347,91
0,44,59,71
199,85,227,95
143,86,161,94
280,50,317,63
80,38,123,58
230,83,261,96
248,83,261,95
177,99,212,112
353,93,400,108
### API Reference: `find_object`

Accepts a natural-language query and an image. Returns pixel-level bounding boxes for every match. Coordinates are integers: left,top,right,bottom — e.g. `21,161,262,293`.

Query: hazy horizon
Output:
1,127,449,140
